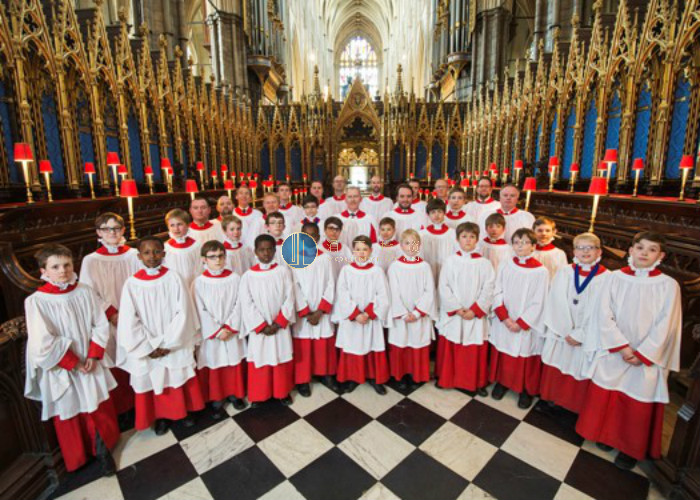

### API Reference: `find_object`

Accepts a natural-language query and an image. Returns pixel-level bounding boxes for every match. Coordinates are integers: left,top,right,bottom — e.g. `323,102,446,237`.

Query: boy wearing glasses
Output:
321,217,352,281
79,213,139,416
193,241,248,419
540,233,609,415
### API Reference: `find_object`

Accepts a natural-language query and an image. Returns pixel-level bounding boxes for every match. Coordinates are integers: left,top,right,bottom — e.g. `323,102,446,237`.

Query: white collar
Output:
40,272,78,290
402,254,420,262
224,236,240,247
627,256,661,277
257,261,275,270
573,256,601,271
205,265,226,276
141,264,163,276
99,237,126,254
515,254,533,265
353,259,372,267
169,233,188,244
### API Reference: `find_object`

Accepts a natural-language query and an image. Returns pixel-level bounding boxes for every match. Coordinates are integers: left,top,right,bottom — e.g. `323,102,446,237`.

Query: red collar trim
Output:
275,238,284,246
572,263,608,276
456,251,482,259
379,240,399,247
536,243,557,251
333,194,346,201
279,203,293,210
319,198,326,205
445,210,466,220
234,207,252,216
134,267,169,280
322,239,343,251
350,262,374,270
168,237,197,249
477,197,495,204
96,245,131,256
394,207,415,215
369,194,385,201
37,282,79,294
250,263,279,272
483,237,507,245
497,208,519,215
341,210,366,218
425,224,449,235
203,269,233,278
190,221,214,231
512,257,543,268
397,256,423,264
302,217,321,224
224,241,243,250
620,266,662,277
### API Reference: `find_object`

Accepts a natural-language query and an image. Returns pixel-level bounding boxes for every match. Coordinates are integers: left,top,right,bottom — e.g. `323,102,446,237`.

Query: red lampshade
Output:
598,161,608,171
254,173,259,179
472,179,478,186
490,162,498,171
632,158,644,171
523,177,537,191
231,172,237,178
466,172,471,178
14,142,33,161
514,159,523,170
221,164,228,173
679,155,694,170
604,149,618,163
117,164,127,174
185,179,198,194
166,166,173,175
224,179,234,190
196,161,204,171
106,152,120,166
211,170,218,177
293,188,299,194
144,165,154,175
409,172,415,178
503,167,510,175
460,178,469,187
249,180,258,188
84,162,96,174
268,175,273,180
121,179,138,197
549,156,559,168
482,170,489,176
432,190,437,197
303,173,308,179
588,176,608,196
570,163,580,173
39,160,53,174
160,158,172,169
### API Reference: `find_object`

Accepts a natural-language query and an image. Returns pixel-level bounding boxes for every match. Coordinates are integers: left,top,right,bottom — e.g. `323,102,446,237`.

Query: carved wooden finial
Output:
159,33,167,48
572,13,580,29
140,22,150,38
94,0,104,7
175,45,183,58
118,6,126,22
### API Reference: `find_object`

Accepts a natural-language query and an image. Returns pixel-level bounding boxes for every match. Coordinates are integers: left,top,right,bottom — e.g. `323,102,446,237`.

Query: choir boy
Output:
372,217,401,271
333,235,390,395
477,185,534,242
478,213,512,270
540,232,609,414
291,222,339,395
533,216,568,279
118,236,204,435
164,209,202,288
381,184,427,236
361,175,393,221
321,217,352,280
277,182,304,230
419,198,456,279
262,211,288,266
387,229,437,389
337,186,378,247
221,215,255,276
193,241,248,419
189,195,224,244
234,186,264,248
25,244,119,475
576,232,681,470
445,187,471,229
238,234,296,405
79,213,139,415
436,223,495,395
489,228,549,409
300,194,324,228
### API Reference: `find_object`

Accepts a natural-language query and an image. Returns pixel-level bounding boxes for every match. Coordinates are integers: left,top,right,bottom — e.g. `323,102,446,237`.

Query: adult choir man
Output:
337,186,378,247
234,186,264,248
361,175,393,221
434,179,450,204
381,184,428,236
408,179,427,213
320,175,349,218
277,182,304,230
477,184,534,242
189,196,224,244
466,177,501,221
213,195,235,223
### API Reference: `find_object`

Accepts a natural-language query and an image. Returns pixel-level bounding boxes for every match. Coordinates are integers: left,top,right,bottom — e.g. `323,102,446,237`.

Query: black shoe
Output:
210,401,225,420
228,397,248,410
279,395,293,406
407,378,422,391
614,452,638,470
460,388,478,397
596,442,614,452
477,387,488,397
491,383,507,400
518,392,534,409
250,402,261,409
323,375,341,392
344,381,359,393
297,383,312,397
154,419,171,436
395,379,408,390
370,380,387,395
181,415,196,427
95,433,116,477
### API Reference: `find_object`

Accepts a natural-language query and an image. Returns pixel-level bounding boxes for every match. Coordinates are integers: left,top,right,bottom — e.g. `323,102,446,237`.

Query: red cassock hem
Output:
110,367,135,415
436,338,488,390
336,350,389,385
53,397,120,472
247,361,294,402
488,345,542,395
575,383,665,461
389,344,431,382
134,376,205,430
539,364,589,414
198,364,247,402
293,337,338,384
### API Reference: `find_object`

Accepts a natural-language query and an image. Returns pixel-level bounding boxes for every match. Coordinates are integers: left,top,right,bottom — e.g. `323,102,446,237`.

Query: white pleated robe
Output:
372,241,401,272
224,240,255,276
164,237,203,289
292,251,336,340
419,224,457,280
188,221,224,245
380,208,428,237
361,195,394,222
534,243,569,280
387,258,437,348
478,208,536,244
477,238,513,271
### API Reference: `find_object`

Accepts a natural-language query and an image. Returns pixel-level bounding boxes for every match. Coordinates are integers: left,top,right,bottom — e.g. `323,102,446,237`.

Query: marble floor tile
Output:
54,475,124,500
257,419,334,477
290,381,340,417
407,382,472,419
358,482,401,500
155,477,213,500
112,428,179,471
553,483,595,500
457,483,497,500
179,418,255,475
341,383,404,418
420,421,499,480
338,420,415,479
258,480,306,500
476,385,534,420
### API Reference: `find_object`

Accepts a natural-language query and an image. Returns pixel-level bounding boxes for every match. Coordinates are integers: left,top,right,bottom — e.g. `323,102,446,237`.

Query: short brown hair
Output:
165,208,191,225
448,187,466,198
511,228,537,245
352,235,373,249
426,198,446,214
485,212,506,228
266,211,285,225
632,231,667,253
35,243,73,269
379,217,395,229
221,215,242,230
95,212,124,229
456,222,480,239
533,216,556,229
201,240,226,257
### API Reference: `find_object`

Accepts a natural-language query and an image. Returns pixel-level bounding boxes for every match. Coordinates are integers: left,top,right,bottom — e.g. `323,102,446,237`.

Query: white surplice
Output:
292,251,336,340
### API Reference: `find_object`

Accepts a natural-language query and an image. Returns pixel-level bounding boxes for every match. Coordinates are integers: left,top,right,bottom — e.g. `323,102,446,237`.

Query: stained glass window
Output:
339,37,378,99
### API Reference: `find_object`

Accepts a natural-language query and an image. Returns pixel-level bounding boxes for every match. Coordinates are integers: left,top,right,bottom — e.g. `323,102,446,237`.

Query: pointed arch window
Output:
339,37,379,99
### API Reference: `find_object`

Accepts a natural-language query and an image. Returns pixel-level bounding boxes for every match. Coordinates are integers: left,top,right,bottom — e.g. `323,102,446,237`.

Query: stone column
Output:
207,10,248,91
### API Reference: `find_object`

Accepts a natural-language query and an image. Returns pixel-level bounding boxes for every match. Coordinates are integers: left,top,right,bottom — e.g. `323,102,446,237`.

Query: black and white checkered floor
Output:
52,380,664,500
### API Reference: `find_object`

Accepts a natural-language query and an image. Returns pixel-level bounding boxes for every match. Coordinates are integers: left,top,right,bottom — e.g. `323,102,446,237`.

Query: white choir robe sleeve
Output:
25,298,73,371
516,271,549,331
634,280,682,370
492,262,507,313
438,263,463,315
236,276,266,338
160,277,200,350
596,279,634,351
474,263,496,314
543,268,574,340
332,268,360,322
292,271,311,314
87,287,112,349
414,266,437,319
388,265,411,319
194,291,223,340
278,270,297,326
372,270,391,325
79,265,112,314
117,286,163,359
